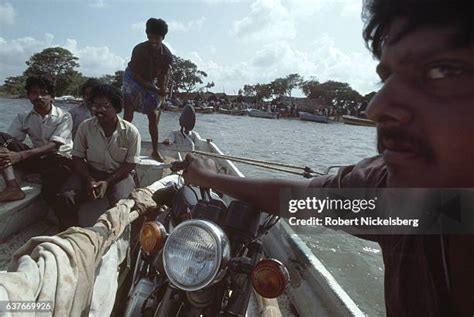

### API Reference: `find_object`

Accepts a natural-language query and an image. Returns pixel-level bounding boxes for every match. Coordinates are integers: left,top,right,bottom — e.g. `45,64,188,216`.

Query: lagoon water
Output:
0,97,385,316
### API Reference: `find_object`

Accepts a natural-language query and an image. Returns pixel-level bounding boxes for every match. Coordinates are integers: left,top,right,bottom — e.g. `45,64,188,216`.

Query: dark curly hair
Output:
90,84,123,113
80,78,100,97
362,0,474,59
25,76,56,97
146,18,168,39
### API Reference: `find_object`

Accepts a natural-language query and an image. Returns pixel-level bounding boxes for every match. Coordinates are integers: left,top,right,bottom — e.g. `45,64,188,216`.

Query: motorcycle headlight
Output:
163,220,230,291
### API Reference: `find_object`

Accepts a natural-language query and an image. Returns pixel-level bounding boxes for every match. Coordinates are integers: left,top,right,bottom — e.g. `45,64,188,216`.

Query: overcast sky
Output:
0,0,380,96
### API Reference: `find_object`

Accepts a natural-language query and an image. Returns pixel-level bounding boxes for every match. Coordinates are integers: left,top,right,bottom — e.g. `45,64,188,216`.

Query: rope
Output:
192,150,324,178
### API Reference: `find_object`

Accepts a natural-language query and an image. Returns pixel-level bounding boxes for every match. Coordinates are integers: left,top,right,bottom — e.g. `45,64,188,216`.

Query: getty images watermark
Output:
288,196,419,228
279,188,474,235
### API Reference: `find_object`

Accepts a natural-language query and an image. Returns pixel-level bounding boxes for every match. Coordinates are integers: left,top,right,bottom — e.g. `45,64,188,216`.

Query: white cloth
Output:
166,130,199,151
72,116,141,173
0,199,133,317
7,104,73,155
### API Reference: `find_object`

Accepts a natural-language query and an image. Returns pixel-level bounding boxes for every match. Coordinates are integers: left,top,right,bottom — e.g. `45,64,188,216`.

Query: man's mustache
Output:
33,98,47,104
377,127,435,161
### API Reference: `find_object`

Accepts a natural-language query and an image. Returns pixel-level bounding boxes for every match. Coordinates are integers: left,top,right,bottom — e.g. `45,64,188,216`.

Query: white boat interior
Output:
0,131,362,316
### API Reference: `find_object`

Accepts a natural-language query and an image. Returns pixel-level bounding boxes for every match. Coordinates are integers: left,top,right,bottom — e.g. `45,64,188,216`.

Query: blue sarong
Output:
122,67,163,115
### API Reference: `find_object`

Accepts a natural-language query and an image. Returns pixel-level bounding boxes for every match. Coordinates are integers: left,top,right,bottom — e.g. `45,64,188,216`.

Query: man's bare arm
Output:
183,154,311,215
0,141,58,168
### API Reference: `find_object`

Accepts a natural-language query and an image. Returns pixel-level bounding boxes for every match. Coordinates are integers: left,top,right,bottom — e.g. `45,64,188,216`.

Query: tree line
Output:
0,47,375,114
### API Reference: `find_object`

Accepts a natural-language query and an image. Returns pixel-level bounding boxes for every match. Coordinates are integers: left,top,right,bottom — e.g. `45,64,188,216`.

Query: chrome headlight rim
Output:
163,219,230,291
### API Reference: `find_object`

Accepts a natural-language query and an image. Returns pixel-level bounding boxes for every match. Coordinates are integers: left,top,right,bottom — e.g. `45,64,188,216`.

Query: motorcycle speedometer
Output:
163,220,230,291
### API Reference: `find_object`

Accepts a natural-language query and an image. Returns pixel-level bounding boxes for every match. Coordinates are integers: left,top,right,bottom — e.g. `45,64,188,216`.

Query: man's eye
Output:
425,65,464,80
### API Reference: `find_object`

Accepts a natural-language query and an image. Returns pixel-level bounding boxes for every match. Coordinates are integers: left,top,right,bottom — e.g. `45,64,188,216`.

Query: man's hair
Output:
25,76,56,97
362,0,474,59
90,84,123,113
146,18,168,39
81,78,100,97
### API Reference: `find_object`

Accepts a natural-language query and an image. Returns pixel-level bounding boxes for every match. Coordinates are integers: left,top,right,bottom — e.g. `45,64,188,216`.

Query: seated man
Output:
163,105,199,150
68,78,100,138
58,84,140,227
0,76,72,203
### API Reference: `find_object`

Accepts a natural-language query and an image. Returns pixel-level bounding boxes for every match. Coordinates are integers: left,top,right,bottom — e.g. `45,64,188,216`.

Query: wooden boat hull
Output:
218,109,246,116
247,109,278,119
342,115,376,127
299,111,329,123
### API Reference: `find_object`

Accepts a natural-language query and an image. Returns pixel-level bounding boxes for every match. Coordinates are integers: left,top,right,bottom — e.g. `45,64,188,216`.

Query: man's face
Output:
27,86,52,112
367,19,474,188
91,96,117,125
147,33,163,48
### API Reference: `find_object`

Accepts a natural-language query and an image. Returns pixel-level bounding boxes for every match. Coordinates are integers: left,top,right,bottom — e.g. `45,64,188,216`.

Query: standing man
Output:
69,78,100,138
183,0,474,315
0,76,72,203
122,18,173,162
58,84,140,228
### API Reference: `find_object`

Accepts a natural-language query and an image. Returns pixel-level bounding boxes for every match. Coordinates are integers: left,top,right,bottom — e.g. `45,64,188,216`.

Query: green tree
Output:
270,78,287,98
254,83,273,104
2,76,27,97
269,74,303,98
363,91,377,103
99,70,124,90
112,70,124,89
24,47,80,96
301,79,362,113
170,55,208,93
286,73,303,98
62,72,86,97
242,84,256,97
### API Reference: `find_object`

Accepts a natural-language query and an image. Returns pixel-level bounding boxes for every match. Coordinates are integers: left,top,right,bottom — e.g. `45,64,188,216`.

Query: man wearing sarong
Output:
122,17,172,162
0,76,73,204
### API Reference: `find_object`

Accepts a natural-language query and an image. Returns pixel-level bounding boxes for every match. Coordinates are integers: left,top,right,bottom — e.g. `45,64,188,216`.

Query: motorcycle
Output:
123,176,289,316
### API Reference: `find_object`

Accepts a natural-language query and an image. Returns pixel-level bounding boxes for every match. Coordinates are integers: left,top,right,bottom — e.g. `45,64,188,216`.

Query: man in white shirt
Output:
0,76,73,203
57,84,140,227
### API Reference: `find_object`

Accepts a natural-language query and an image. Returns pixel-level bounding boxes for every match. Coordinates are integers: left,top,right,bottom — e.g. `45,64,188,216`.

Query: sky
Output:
0,0,381,97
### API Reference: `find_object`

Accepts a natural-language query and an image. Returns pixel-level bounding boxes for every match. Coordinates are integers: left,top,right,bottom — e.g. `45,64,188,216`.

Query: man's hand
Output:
86,179,97,199
88,180,108,199
183,153,219,187
93,181,109,199
0,149,23,169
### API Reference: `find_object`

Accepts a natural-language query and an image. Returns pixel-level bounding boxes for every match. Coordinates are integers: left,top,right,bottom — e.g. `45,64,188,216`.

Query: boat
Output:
342,115,376,127
218,108,246,116
298,111,329,123
247,109,279,119
194,106,214,114
54,95,82,106
0,132,364,316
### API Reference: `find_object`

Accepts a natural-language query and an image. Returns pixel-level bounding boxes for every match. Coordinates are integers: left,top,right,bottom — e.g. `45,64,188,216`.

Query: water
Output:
0,98,385,316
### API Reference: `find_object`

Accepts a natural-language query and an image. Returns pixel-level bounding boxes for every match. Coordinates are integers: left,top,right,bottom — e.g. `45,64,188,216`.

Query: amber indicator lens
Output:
251,258,290,298
140,221,167,253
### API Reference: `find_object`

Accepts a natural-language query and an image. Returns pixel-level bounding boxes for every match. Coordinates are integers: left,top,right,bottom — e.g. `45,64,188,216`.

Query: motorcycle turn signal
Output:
251,258,290,299
139,221,168,253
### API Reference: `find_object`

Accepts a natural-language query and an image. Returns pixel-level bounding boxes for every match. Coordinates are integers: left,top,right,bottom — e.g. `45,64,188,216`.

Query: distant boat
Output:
218,108,246,116
247,109,278,119
298,111,329,123
54,95,82,105
195,106,214,114
342,115,376,127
